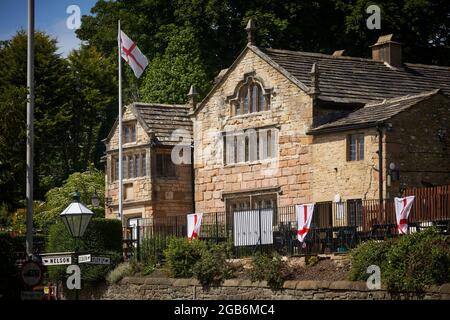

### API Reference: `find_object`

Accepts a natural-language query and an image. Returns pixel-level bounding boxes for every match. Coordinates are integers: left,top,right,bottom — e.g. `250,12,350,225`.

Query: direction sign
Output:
78,254,91,263
90,256,110,265
21,261,43,287
42,256,72,266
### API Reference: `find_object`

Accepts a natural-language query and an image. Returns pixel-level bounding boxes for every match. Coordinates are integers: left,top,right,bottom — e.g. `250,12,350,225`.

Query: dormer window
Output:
123,123,136,143
229,75,271,116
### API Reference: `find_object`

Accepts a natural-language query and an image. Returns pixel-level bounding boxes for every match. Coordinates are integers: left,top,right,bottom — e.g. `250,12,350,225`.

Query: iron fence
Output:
123,195,450,260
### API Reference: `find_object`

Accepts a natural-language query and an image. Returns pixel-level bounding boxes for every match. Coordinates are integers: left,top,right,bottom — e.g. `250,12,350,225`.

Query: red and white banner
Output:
394,196,415,234
187,213,203,240
120,31,149,78
296,204,315,242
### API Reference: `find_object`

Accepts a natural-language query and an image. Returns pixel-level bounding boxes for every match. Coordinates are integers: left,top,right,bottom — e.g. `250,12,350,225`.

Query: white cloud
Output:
46,19,82,57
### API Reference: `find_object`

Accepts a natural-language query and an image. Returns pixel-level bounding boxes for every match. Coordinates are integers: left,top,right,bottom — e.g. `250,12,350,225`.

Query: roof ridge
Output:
263,47,384,64
264,48,450,69
404,62,450,70
132,102,190,109
364,89,441,107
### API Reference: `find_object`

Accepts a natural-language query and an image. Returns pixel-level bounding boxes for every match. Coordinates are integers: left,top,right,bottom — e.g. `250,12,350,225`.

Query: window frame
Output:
231,78,270,116
155,153,177,178
347,133,364,161
123,122,137,144
223,127,278,166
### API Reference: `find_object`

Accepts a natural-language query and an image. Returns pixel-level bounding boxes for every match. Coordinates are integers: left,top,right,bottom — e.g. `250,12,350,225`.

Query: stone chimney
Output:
309,63,320,98
370,34,402,67
187,85,199,110
332,50,345,57
245,19,256,45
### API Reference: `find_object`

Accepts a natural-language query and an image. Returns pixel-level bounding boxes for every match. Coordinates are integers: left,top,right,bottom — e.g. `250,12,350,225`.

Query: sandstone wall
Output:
386,94,450,196
311,128,385,202
194,48,314,213
79,277,450,300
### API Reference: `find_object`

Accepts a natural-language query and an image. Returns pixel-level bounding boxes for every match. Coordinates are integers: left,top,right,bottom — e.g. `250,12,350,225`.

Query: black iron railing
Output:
123,195,450,259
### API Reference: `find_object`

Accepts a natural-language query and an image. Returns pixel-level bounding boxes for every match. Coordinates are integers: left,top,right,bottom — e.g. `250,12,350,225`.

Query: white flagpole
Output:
118,20,124,228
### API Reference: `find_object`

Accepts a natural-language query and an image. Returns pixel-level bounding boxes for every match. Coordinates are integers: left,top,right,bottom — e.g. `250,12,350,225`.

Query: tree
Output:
65,45,117,173
0,31,72,207
336,0,450,65
140,26,211,104
35,166,105,233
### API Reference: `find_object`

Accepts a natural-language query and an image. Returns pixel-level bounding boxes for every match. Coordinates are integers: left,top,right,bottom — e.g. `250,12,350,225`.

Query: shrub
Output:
46,218,123,284
349,240,392,281
306,256,319,266
139,235,169,267
106,262,133,284
163,237,208,278
350,228,450,293
249,252,289,290
384,227,450,292
192,242,233,287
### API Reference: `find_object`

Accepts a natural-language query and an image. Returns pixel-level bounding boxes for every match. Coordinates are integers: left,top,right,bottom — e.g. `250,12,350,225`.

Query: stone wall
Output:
311,128,384,202
386,94,450,196
105,105,193,220
193,47,314,213
105,106,154,219
83,277,450,300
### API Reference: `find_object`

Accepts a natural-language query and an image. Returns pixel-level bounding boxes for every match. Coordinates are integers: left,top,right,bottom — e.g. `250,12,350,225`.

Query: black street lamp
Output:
91,191,100,208
60,191,94,300
60,191,94,238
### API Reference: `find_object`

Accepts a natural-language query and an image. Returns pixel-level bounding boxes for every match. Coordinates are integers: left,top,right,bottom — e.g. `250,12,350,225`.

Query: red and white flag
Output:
296,204,315,242
395,196,415,234
187,213,203,240
120,30,149,78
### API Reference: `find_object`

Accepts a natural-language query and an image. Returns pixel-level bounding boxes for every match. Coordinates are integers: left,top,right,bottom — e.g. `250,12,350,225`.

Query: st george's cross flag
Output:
187,213,203,240
395,196,415,234
120,30,149,78
296,204,315,242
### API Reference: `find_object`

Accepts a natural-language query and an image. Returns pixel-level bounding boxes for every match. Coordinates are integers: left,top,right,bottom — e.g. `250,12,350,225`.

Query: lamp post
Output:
91,191,100,208
60,191,94,300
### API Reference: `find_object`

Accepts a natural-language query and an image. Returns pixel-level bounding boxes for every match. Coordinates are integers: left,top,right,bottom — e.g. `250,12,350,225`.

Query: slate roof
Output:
259,47,450,104
309,89,443,134
132,103,192,146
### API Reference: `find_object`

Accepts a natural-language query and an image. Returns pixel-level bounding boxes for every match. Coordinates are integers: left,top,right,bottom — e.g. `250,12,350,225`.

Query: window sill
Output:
111,176,148,183
230,109,272,119
223,158,277,168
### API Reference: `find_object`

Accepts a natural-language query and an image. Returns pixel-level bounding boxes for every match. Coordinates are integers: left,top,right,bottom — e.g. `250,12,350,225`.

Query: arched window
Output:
233,79,270,116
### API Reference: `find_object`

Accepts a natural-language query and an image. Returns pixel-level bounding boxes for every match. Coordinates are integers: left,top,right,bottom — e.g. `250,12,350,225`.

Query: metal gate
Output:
233,209,273,246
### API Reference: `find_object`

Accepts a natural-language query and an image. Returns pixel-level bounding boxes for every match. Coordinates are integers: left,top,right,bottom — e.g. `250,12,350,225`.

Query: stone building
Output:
103,103,193,225
191,24,450,214
105,23,450,223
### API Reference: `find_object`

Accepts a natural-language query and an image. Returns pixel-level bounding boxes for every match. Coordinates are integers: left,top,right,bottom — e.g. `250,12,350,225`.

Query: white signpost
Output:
90,256,111,265
41,256,72,266
78,254,91,263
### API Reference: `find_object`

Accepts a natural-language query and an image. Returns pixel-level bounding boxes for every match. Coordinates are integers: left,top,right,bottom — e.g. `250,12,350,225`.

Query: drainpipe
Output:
377,125,384,204
191,142,196,213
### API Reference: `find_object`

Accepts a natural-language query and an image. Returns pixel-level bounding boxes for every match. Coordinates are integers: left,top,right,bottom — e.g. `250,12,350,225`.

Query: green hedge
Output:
350,227,450,292
163,237,208,278
46,218,123,285
249,252,290,290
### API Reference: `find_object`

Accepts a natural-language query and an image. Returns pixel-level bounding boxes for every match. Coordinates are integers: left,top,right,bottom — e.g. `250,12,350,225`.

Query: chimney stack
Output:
370,34,402,68
187,85,199,110
309,63,320,97
245,19,256,45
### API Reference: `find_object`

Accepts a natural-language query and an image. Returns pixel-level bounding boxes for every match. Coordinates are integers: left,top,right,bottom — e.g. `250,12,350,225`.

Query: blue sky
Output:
0,0,97,56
